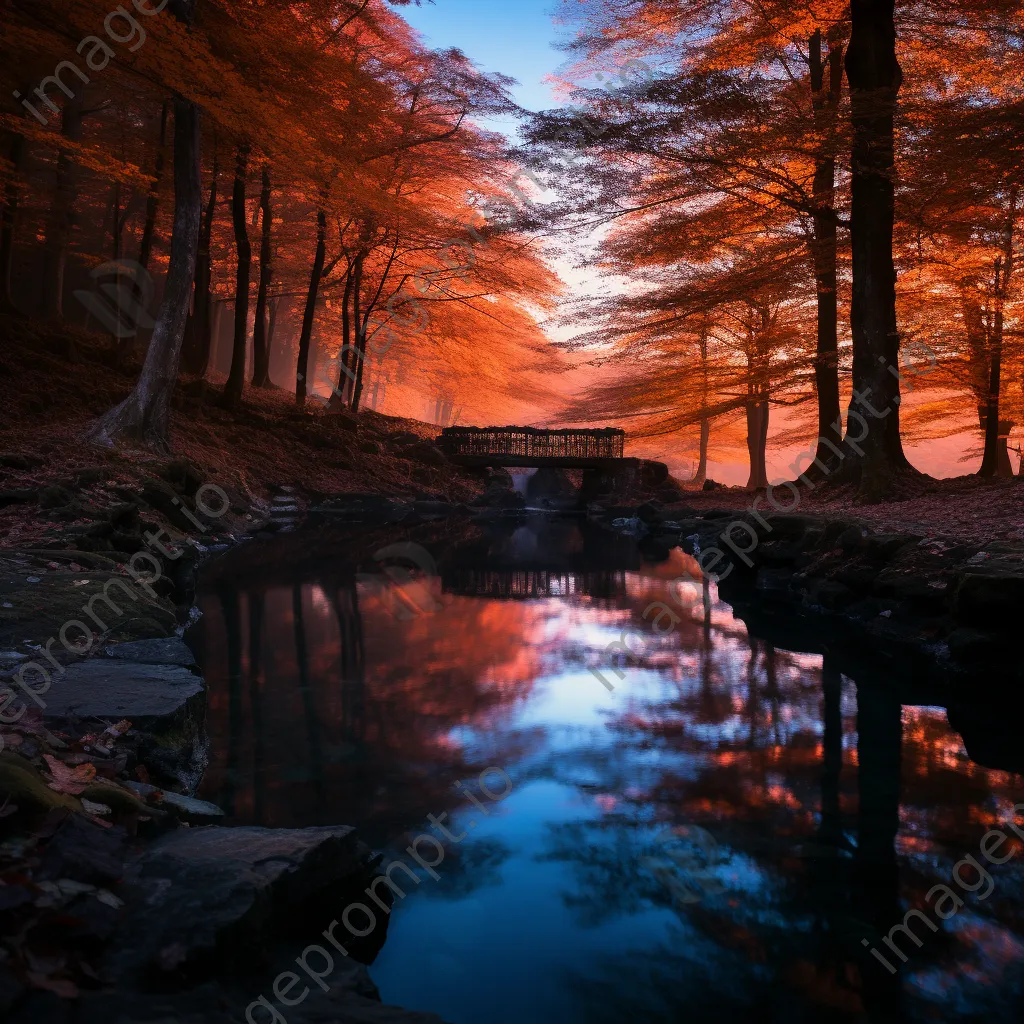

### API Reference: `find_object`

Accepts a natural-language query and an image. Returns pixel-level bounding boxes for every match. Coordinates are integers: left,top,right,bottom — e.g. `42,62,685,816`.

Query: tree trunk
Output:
223,143,251,407
0,124,27,311
350,254,369,412
182,151,218,377
40,93,86,320
694,418,709,486
759,397,770,481
349,255,365,404
328,264,355,409
210,298,225,372
82,94,202,450
980,207,1015,478
810,31,844,465
110,182,123,261
138,101,169,272
251,164,273,387
267,295,280,376
845,0,908,500
109,181,133,362
745,399,769,489
295,207,326,406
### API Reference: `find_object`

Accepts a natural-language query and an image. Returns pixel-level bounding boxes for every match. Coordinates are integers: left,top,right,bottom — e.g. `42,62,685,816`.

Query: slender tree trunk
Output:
745,331,770,488
296,206,326,406
845,0,908,500
110,182,123,261
351,255,369,413
344,252,364,409
210,298,225,372
695,418,709,486
138,101,169,272
1,125,27,310
810,31,844,464
182,151,218,377
328,265,355,408
693,328,711,486
40,93,86,320
267,295,280,376
351,335,368,412
82,92,202,449
223,143,251,407
251,164,273,387
980,206,1015,478
109,181,131,361
342,254,363,406
758,397,770,483
745,400,769,489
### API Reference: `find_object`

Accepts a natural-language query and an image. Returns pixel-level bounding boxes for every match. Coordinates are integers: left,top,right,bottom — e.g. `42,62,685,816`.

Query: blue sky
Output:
402,0,567,115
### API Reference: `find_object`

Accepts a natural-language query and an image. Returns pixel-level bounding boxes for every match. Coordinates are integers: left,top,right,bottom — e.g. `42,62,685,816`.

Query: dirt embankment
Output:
0,312,491,551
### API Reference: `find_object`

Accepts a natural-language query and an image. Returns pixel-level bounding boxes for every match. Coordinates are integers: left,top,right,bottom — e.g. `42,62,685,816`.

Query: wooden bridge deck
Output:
437,426,626,468
442,569,629,600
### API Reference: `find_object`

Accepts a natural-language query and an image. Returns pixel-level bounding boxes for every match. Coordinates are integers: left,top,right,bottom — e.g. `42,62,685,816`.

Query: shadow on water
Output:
187,515,1024,1024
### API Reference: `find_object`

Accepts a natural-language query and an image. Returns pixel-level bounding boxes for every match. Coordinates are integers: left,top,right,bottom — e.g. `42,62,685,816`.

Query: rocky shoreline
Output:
601,500,1024,775
2,457,1022,1020
0,462,454,1024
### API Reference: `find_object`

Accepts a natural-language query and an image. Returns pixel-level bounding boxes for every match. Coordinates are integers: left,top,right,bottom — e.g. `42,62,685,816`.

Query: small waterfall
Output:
508,468,537,496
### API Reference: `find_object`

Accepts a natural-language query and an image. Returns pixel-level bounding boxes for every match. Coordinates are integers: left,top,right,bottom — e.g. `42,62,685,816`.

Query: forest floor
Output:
677,476,1024,547
1,313,1022,549
0,314,489,550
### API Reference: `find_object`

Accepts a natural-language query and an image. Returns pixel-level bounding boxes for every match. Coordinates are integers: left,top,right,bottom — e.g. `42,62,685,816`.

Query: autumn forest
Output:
0,0,1020,500
0,2,1023,1023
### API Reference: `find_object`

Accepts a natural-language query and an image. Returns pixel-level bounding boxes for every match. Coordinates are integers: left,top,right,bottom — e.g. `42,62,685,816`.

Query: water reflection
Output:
188,516,1024,1023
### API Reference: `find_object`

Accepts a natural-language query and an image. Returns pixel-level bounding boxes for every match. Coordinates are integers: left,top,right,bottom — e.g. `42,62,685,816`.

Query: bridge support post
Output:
580,459,640,503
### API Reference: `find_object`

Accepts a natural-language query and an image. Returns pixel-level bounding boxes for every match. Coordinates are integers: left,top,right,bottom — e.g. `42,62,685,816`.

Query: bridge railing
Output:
438,426,625,460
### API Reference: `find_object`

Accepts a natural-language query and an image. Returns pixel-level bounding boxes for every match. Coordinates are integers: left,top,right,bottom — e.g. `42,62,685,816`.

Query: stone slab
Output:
42,660,204,721
102,637,198,667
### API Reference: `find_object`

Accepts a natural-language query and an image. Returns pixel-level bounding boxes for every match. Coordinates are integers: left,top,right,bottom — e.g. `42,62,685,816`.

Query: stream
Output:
186,515,1023,1023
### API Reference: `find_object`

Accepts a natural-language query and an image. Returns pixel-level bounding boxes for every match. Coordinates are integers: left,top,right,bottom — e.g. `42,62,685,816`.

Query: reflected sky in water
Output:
188,518,1024,1023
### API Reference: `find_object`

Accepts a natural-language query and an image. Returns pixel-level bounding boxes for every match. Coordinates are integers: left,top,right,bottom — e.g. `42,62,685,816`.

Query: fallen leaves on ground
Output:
41,756,96,796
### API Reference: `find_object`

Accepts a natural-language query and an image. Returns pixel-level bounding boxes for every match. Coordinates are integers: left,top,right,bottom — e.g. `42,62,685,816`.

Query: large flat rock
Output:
74,980,449,1024
954,569,1024,629
56,823,450,1024
102,637,198,667
43,659,204,721
109,825,375,983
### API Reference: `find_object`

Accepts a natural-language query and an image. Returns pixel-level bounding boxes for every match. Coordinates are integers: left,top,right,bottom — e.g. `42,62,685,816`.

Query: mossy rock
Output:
38,484,75,509
0,751,83,813
153,459,207,495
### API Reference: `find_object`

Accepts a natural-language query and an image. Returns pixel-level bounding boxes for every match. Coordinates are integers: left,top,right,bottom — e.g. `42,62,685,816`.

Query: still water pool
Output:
188,516,1023,1023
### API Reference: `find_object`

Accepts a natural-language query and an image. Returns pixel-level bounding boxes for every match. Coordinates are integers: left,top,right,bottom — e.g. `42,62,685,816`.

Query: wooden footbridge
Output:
437,426,626,468
441,568,630,600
